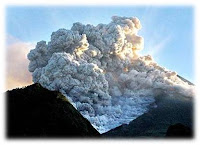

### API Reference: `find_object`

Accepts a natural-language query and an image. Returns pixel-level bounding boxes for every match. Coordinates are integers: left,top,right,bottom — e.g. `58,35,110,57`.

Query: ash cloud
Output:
27,16,195,133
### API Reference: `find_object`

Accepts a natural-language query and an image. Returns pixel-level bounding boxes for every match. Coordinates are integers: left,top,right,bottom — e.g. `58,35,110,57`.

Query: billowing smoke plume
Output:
27,16,195,133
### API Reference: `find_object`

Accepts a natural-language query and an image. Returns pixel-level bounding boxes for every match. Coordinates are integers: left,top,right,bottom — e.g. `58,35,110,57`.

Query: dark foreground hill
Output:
6,83,100,138
102,93,193,138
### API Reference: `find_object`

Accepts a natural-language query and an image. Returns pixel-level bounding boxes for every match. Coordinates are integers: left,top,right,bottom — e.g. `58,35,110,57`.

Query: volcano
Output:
6,15,194,138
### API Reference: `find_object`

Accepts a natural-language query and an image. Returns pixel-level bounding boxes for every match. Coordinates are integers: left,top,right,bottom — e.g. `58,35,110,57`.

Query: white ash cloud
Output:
27,16,195,133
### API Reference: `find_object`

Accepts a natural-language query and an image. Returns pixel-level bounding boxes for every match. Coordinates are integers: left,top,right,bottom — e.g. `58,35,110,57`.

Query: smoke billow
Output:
27,16,195,133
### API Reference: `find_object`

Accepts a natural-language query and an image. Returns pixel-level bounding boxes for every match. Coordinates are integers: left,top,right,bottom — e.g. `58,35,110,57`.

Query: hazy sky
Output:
6,6,194,85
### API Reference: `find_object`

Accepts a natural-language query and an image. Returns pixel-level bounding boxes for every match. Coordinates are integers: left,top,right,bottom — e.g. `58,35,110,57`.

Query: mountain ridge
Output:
6,83,100,138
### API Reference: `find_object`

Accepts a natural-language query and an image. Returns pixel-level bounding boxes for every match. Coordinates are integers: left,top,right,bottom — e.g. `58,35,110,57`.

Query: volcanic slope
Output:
102,89,193,138
6,83,100,138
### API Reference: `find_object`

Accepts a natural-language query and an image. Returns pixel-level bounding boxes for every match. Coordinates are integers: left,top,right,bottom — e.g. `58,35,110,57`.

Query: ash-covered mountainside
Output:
6,83,100,138
102,91,193,138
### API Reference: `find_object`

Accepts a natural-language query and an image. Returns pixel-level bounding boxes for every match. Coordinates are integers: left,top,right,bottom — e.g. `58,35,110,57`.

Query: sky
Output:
5,6,194,89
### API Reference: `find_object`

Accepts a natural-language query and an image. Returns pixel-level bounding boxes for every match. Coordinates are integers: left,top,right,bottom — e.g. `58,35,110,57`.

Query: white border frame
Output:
1,0,199,145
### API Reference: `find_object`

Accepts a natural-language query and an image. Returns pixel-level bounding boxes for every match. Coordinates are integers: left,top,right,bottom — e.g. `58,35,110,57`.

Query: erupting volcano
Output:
26,16,195,133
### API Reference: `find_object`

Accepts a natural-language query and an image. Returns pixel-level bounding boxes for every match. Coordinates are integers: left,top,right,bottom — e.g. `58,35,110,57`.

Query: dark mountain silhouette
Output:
102,93,193,138
6,83,100,138
166,123,192,137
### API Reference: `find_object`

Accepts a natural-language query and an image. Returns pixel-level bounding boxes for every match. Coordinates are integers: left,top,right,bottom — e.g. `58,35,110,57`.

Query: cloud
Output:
27,16,194,133
6,35,35,90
